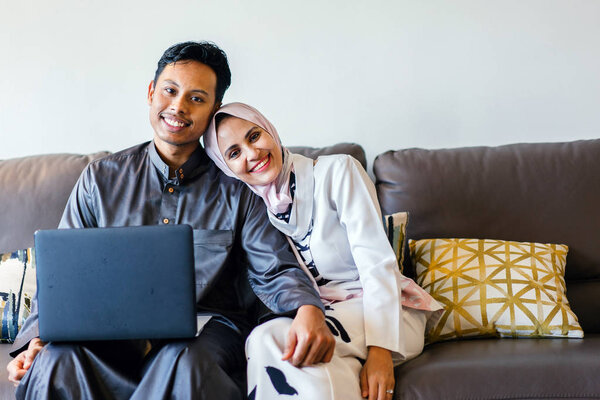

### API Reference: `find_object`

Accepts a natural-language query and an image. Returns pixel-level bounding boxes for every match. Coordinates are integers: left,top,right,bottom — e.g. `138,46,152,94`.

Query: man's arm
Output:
240,190,334,366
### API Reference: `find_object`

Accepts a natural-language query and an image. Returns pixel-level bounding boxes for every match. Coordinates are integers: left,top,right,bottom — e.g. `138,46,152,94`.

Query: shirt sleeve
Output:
328,155,405,353
240,188,325,316
59,165,99,229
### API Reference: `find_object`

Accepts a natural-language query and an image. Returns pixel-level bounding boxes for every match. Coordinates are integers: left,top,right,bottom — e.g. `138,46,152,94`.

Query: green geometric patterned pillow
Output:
0,248,36,343
383,211,409,271
410,238,583,343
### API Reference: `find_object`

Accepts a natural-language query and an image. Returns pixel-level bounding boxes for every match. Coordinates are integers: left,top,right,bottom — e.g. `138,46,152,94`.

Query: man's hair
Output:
154,41,231,103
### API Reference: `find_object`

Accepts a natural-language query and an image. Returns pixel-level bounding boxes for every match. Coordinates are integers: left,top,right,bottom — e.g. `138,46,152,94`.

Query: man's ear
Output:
147,81,155,105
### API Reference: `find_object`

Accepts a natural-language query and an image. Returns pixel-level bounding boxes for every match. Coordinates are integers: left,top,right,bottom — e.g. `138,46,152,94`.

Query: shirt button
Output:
168,187,174,193
163,218,169,224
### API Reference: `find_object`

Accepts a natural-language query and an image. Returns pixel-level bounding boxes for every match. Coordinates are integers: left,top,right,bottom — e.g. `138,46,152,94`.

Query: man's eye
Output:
165,87,175,94
191,96,204,103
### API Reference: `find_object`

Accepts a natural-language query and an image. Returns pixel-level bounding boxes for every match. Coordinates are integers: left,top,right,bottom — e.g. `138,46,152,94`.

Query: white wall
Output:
1,0,599,170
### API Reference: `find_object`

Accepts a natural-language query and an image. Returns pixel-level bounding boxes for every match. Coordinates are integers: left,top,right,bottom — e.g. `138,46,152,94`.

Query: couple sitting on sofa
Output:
6,41,441,400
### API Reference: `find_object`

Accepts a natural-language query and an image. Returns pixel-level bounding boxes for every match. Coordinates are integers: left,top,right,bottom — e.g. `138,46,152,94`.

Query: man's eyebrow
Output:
162,80,208,96
163,79,179,87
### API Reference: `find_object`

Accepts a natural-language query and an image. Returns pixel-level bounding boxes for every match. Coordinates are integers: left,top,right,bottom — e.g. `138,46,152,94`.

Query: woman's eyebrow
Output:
223,127,259,155
245,127,259,139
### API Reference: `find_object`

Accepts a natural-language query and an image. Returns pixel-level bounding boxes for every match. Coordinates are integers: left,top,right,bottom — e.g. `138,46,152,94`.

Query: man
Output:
6,41,334,399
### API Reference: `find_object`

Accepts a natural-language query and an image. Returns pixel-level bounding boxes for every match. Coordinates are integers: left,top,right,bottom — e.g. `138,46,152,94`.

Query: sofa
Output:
1,139,599,399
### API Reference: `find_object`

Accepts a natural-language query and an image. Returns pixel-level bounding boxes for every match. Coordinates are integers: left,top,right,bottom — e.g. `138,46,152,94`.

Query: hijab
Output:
204,102,294,215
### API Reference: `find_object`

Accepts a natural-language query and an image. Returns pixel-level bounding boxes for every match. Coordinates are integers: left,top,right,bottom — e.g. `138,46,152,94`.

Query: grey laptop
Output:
34,224,197,341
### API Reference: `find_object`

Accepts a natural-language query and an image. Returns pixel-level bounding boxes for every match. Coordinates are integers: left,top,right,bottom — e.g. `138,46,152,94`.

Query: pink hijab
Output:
203,103,294,214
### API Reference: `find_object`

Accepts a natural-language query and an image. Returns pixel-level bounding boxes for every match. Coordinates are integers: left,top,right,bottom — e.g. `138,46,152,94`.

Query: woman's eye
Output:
228,149,240,159
249,131,260,142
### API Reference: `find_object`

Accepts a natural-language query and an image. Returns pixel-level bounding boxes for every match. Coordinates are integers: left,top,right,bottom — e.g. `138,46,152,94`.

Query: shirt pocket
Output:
192,229,235,300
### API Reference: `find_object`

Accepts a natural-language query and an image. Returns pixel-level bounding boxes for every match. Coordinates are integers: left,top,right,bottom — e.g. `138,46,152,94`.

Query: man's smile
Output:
161,114,191,129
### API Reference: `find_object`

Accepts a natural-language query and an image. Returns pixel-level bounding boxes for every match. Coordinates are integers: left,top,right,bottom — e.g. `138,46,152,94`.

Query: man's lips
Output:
161,115,190,129
249,154,271,173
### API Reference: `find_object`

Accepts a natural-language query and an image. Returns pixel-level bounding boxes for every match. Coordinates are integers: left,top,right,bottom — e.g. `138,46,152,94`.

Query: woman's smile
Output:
249,154,271,173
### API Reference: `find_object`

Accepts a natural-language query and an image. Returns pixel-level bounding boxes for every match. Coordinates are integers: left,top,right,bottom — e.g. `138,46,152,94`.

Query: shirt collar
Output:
148,141,211,184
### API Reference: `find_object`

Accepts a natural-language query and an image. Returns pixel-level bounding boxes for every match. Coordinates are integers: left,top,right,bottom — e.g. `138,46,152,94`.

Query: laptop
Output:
34,224,197,341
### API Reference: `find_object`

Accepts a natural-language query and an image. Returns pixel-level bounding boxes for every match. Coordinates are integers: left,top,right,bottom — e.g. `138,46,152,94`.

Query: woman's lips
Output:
250,154,271,173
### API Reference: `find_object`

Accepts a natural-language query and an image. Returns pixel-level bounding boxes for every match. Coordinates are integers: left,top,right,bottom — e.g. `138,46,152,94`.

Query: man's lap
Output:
18,319,247,400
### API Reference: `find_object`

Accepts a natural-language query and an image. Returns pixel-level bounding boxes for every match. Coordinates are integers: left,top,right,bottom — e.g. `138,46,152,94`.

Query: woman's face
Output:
217,116,283,186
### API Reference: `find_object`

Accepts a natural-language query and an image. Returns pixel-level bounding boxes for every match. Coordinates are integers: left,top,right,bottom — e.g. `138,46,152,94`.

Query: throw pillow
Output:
383,211,409,271
410,238,583,343
0,248,36,343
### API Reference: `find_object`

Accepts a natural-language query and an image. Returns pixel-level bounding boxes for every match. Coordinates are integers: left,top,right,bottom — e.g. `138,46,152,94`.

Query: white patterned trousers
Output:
246,297,427,400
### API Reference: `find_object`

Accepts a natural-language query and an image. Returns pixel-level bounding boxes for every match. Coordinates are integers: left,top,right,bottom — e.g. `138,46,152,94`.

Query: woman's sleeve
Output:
328,156,405,353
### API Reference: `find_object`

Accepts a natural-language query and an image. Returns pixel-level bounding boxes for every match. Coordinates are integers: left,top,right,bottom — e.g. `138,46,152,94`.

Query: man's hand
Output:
282,305,335,367
6,338,46,386
360,346,395,400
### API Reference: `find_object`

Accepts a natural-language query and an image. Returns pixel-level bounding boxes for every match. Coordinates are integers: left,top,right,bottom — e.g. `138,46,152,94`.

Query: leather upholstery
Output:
374,139,600,332
394,335,600,399
0,152,110,252
375,139,600,399
288,142,367,170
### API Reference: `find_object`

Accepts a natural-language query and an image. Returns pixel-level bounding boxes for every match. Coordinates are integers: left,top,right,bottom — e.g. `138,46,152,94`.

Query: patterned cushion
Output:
383,211,408,271
0,248,36,343
410,238,583,343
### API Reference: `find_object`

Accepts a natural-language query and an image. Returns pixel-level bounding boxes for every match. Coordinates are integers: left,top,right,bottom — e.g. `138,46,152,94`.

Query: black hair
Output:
154,41,231,103
214,112,234,129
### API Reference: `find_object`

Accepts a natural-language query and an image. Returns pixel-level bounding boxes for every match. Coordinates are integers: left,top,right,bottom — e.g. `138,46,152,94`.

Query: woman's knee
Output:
402,308,427,358
246,317,293,354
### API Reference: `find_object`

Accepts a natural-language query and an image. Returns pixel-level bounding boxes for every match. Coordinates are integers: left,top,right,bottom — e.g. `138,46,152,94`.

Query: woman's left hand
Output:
359,346,395,400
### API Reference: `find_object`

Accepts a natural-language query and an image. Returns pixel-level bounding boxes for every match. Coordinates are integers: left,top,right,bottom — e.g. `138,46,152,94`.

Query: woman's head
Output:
215,114,283,186
204,103,284,186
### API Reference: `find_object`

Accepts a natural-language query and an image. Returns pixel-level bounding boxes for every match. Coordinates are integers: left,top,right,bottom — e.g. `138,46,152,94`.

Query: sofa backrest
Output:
0,152,110,252
288,142,367,170
373,139,600,333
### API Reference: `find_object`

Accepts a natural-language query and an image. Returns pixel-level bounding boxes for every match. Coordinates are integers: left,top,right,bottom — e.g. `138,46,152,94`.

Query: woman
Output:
204,103,442,400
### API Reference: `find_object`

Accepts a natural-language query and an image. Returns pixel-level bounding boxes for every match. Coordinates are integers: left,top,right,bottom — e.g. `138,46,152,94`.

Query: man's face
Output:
148,60,219,154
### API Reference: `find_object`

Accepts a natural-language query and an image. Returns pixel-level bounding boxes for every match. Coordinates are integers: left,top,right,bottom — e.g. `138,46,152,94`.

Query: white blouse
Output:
267,153,441,354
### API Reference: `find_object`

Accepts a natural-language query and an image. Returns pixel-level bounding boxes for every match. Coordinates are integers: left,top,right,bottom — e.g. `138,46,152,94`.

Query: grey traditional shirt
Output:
11,141,322,354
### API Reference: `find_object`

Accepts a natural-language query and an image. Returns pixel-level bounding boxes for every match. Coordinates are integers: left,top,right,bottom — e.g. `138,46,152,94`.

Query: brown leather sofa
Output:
375,139,600,399
1,139,598,399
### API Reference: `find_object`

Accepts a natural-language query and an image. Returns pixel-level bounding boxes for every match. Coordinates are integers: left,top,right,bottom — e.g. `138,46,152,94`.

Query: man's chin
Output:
154,134,201,148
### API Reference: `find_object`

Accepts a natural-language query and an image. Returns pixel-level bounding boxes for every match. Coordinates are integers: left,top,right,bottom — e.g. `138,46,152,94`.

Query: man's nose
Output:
169,95,187,114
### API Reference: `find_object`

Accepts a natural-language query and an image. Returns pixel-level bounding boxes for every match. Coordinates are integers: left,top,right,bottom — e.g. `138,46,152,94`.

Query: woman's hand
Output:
6,338,46,386
360,346,395,400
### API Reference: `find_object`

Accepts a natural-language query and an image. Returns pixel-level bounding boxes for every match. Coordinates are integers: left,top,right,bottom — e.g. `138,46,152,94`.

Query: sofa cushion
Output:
373,139,600,333
383,211,409,271
0,152,110,252
394,335,600,400
288,142,367,170
0,249,36,343
410,238,583,342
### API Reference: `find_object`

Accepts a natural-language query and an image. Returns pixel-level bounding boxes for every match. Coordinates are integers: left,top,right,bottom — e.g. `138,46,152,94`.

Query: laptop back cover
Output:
35,224,196,341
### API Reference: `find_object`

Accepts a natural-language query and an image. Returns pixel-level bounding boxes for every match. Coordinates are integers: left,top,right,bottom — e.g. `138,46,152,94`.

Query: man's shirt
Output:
11,141,322,354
